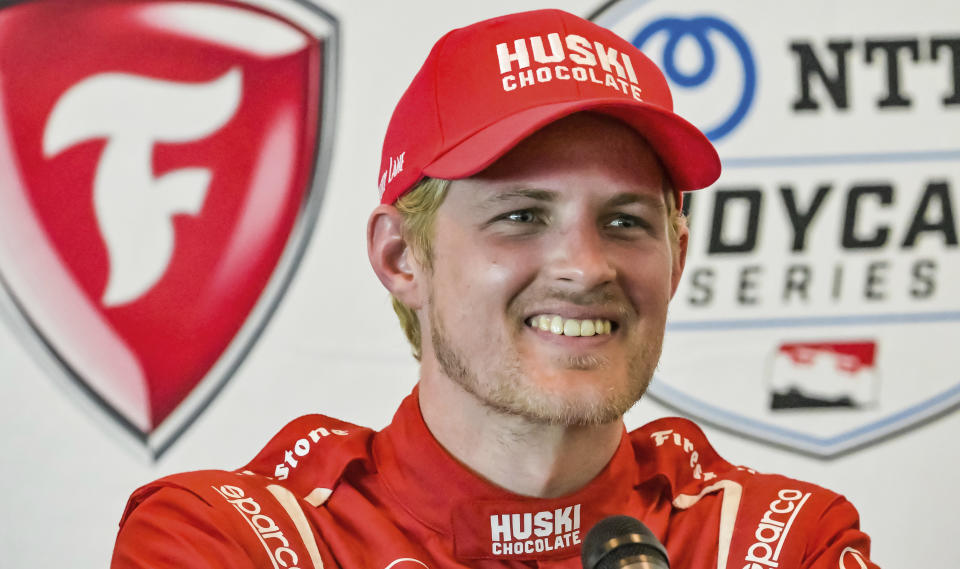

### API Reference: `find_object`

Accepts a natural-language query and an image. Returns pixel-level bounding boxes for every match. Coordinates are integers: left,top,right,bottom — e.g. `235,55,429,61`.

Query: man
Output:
112,9,879,569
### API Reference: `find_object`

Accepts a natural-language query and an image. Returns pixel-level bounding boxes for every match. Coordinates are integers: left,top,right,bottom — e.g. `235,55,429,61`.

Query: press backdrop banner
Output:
0,1,955,568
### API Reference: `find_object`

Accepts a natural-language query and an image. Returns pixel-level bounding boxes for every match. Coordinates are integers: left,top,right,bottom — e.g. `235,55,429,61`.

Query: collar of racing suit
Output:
371,389,669,562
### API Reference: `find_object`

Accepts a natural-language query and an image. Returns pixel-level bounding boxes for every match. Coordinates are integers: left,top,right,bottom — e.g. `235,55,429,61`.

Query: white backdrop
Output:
1,1,956,567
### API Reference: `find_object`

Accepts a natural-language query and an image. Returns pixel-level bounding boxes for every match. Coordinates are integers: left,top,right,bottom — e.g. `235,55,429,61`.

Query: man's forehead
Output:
430,115,672,219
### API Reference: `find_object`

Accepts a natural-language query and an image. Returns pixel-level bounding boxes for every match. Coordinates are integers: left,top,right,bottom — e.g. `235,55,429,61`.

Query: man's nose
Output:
544,222,616,289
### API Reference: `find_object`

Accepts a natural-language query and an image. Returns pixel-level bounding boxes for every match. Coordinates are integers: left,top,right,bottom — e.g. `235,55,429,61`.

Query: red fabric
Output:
113,391,880,569
377,9,720,205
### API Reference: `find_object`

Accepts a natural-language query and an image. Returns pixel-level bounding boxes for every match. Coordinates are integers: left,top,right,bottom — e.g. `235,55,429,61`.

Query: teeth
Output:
550,315,564,335
580,319,596,336
528,314,613,337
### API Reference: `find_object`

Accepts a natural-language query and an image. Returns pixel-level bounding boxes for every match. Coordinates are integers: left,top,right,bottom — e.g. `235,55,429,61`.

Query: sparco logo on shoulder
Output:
0,0,338,457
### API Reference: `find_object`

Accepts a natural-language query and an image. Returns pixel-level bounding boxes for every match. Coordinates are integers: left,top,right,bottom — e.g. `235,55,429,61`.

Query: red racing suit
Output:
112,390,880,569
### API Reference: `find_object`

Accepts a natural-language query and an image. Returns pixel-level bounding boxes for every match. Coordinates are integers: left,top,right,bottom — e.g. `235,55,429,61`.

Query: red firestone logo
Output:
0,0,337,456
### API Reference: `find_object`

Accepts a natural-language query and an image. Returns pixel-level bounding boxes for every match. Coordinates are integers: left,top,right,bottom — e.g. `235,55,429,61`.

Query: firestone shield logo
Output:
0,0,338,457
595,0,960,457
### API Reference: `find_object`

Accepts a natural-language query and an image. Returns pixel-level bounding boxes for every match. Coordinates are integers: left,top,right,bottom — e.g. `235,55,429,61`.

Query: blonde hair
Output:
391,178,452,360
389,177,683,360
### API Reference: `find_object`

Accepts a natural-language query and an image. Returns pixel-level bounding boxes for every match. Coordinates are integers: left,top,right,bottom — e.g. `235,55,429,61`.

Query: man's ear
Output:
670,222,689,298
367,204,424,309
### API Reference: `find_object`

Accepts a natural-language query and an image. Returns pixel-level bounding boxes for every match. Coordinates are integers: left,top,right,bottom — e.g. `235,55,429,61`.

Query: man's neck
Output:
417,371,624,499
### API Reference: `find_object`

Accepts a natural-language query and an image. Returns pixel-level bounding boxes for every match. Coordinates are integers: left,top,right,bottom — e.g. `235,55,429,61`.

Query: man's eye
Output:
504,210,538,223
606,214,642,228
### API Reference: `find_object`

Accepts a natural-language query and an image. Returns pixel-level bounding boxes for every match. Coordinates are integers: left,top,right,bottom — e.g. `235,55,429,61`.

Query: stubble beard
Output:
429,301,662,426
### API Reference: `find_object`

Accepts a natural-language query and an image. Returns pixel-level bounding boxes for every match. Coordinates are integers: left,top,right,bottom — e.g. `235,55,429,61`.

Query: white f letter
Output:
43,68,243,305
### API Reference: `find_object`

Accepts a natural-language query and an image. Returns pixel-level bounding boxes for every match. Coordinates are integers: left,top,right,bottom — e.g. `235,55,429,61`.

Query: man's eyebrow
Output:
476,188,666,209
483,188,556,204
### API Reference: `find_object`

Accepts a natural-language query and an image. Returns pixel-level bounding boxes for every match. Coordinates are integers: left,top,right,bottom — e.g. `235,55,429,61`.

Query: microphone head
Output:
581,515,669,569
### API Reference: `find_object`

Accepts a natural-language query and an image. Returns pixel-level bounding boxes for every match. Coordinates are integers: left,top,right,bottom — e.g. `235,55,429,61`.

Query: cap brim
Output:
422,98,720,192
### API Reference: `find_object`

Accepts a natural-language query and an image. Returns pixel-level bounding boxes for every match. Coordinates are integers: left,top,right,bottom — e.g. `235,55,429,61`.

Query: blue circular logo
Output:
632,16,756,141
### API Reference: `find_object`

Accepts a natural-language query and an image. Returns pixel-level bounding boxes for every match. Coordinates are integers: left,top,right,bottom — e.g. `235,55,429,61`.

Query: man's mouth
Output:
524,315,616,337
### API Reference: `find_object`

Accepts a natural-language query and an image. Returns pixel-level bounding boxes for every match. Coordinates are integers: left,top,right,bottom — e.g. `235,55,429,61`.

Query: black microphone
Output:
581,515,670,569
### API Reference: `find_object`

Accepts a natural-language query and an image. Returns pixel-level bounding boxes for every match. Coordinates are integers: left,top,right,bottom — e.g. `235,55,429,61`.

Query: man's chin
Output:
431,317,652,426
554,352,610,371
482,377,647,427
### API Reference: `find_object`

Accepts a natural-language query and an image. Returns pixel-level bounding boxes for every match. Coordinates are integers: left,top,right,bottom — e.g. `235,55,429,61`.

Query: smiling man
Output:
370,113,686,501
113,9,880,569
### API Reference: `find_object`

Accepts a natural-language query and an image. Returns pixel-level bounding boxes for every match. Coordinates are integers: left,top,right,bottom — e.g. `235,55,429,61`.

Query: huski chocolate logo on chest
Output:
0,0,338,457
595,0,960,456
490,505,582,557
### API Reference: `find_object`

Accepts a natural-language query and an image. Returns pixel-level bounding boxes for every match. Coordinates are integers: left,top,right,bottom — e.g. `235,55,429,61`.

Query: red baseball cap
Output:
378,9,721,205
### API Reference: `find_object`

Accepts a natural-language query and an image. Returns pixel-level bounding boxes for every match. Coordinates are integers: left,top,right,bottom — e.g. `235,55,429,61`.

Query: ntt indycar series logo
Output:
489,504,582,556
594,0,960,457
